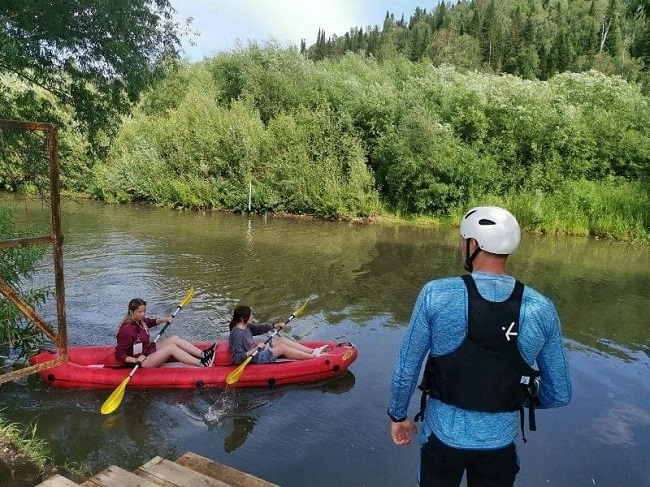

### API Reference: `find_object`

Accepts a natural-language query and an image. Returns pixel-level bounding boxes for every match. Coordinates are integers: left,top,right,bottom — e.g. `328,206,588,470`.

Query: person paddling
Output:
228,305,329,365
115,298,215,367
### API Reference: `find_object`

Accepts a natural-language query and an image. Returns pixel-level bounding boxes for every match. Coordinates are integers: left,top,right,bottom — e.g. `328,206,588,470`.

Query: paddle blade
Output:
291,299,309,319
226,356,253,385
100,375,132,415
180,287,194,308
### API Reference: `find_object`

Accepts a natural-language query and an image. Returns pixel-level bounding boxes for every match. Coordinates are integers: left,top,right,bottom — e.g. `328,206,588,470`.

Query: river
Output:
1,197,648,486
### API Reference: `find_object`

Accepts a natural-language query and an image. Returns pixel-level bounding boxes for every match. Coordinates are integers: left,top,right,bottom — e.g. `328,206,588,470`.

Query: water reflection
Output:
587,401,650,447
172,372,356,453
203,392,265,453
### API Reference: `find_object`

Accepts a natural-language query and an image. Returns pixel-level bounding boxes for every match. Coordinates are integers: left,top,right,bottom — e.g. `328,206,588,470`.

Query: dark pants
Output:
420,433,520,487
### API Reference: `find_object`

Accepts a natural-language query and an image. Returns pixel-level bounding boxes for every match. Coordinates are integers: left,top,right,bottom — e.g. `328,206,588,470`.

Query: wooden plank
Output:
175,452,280,487
81,465,161,487
136,456,230,487
35,474,81,486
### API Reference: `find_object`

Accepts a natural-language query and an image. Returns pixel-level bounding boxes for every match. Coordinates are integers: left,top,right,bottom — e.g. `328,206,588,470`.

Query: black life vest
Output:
415,274,541,441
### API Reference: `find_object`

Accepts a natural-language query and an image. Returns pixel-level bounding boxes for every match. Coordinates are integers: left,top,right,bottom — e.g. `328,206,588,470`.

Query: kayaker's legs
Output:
274,336,312,353
269,336,330,360
141,342,203,367
279,337,330,356
159,335,203,357
269,340,312,360
141,335,210,367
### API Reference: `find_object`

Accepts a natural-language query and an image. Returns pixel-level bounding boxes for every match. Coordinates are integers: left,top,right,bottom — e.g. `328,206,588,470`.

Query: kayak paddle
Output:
226,300,308,385
100,286,195,415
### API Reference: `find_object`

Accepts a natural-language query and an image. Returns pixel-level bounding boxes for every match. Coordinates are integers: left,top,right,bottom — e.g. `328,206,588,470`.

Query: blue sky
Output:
170,1,436,61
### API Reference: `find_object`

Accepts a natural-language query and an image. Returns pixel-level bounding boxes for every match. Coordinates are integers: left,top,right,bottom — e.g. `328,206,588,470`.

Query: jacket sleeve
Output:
250,323,273,336
144,317,159,328
533,298,572,408
388,286,433,421
115,323,136,363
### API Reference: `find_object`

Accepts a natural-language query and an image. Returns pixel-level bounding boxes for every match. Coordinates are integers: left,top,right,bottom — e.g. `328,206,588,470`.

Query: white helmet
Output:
460,206,520,255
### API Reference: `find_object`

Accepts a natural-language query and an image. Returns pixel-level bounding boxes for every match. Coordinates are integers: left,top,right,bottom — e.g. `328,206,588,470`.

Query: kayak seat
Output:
215,340,233,366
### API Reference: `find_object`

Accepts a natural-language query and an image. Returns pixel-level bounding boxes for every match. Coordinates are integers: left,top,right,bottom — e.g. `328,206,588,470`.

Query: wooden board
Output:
35,474,81,486
81,465,160,487
39,451,280,487
136,456,231,487
175,452,279,487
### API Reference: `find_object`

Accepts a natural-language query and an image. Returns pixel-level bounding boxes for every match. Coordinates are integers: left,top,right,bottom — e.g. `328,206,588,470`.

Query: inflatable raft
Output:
30,340,358,389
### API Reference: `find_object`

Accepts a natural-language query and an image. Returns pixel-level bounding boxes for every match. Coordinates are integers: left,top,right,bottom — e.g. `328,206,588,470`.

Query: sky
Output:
170,0,436,62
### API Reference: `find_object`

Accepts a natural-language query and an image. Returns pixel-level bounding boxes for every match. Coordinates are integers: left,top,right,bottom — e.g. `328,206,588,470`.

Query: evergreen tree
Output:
302,0,649,86
409,20,432,61
433,1,448,30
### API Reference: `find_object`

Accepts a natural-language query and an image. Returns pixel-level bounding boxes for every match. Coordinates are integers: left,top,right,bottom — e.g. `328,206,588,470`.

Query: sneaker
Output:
201,343,216,367
312,345,331,358
200,354,214,367
202,343,216,359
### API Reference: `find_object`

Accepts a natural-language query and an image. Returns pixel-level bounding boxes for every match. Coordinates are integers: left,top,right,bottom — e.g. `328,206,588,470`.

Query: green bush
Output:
0,206,48,360
86,48,650,239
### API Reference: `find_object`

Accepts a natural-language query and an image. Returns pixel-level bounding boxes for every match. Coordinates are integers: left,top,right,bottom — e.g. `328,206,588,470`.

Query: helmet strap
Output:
464,239,481,272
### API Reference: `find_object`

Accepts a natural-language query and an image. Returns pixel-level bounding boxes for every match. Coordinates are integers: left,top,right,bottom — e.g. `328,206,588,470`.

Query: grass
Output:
0,413,50,471
0,411,91,484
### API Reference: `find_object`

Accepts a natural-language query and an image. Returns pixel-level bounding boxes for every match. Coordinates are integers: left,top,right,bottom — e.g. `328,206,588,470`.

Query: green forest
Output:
1,0,649,241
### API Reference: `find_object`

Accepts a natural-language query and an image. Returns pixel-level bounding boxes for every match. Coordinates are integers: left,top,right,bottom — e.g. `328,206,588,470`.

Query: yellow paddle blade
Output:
226,355,253,385
100,375,132,415
180,287,194,308
292,299,309,318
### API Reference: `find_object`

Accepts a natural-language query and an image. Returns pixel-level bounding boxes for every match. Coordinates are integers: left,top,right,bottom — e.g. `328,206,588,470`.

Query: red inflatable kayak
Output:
29,340,358,389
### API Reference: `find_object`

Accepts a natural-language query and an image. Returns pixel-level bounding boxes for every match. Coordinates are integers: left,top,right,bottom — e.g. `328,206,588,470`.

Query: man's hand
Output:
390,418,417,446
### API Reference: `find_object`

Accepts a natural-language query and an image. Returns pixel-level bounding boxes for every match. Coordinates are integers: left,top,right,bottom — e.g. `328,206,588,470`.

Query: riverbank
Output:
3,189,650,243
0,423,86,486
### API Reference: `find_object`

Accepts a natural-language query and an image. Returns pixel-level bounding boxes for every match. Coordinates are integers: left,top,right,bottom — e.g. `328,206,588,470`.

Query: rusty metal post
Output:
47,124,67,355
0,119,68,382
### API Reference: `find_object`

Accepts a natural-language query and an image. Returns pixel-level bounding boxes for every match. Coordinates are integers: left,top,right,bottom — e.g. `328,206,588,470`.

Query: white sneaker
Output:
312,345,331,357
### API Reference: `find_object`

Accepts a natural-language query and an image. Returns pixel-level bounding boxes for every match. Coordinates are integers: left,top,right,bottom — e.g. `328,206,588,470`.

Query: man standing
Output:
388,206,571,486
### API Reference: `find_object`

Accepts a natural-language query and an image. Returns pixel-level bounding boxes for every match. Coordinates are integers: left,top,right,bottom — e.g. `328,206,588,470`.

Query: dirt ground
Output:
0,435,87,486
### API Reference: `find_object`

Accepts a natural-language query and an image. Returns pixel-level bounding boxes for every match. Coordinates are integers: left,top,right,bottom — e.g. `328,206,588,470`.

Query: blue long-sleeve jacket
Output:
388,271,572,449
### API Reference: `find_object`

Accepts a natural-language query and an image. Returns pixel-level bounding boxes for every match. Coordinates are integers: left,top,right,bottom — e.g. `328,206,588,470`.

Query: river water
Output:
1,197,648,486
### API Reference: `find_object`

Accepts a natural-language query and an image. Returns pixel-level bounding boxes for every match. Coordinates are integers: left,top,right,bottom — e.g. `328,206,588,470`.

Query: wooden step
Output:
36,451,280,487
135,456,230,486
35,473,81,486
81,464,160,486
175,452,279,487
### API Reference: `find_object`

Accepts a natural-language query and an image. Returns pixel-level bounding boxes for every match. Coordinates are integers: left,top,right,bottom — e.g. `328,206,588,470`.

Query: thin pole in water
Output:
248,180,252,212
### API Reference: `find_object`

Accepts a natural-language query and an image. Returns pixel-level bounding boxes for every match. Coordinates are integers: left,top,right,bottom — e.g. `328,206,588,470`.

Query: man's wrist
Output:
387,410,407,423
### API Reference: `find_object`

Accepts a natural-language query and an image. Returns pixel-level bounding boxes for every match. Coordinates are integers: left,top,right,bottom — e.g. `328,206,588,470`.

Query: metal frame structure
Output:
0,119,68,384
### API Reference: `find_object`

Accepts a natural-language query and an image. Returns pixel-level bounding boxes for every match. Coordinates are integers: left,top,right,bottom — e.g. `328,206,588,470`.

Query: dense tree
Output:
86,46,649,240
308,0,650,90
0,0,183,156
409,20,432,60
